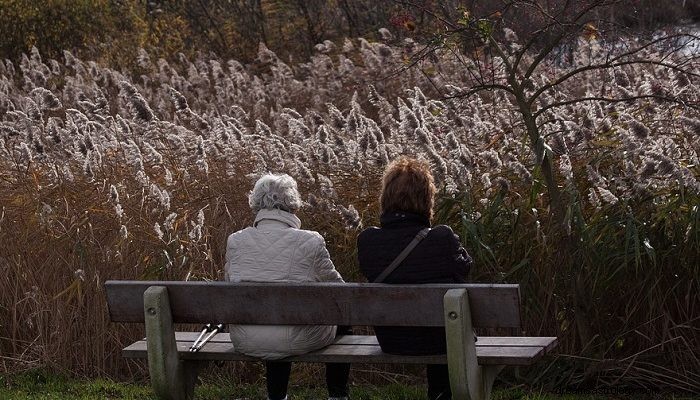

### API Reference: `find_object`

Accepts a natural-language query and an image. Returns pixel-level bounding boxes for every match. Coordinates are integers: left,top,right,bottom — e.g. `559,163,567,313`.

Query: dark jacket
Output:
357,211,473,355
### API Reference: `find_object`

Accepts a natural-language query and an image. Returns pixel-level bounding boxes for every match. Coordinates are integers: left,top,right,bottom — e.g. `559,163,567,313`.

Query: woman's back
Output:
358,211,470,284
356,157,469,400
358,211,472,355
226,208,343,360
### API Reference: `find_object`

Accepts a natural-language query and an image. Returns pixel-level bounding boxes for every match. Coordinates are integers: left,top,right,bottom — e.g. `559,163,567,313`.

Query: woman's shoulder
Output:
359,225,381,234
427,224,462,245
227,227,254,238
358,226,381,241
226,227,255,243
429,224,457,236
294,228,325,242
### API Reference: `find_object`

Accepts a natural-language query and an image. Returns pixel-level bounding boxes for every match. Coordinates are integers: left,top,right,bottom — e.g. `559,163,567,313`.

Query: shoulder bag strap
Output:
373,228,430,283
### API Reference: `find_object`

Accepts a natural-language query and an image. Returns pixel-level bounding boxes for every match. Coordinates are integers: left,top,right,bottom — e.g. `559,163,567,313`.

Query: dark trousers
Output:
427,364,451,400
266,361,447,399
265,326,352,400
265,361,350,399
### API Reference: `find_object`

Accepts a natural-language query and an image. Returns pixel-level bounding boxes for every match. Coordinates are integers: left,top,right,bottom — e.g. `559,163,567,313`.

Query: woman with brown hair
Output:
357,157,473,400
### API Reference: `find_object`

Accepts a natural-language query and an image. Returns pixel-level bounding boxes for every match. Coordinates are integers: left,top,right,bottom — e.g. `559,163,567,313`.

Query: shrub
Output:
0,27,698,391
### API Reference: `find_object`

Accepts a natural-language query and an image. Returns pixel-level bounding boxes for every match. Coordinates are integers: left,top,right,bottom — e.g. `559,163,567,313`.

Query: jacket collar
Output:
380,210,430,228
254,209,302,229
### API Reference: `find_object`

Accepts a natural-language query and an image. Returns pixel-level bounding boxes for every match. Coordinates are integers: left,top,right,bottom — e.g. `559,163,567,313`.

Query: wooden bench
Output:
105,281,557,400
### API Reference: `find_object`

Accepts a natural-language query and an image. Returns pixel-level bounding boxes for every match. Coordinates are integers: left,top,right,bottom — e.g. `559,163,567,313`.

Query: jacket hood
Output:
380,211,430,228
254,208,302,229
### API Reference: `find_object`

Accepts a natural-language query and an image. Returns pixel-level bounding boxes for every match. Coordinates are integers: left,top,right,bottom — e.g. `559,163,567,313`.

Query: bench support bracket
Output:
444,288,502,400
144,286,198,400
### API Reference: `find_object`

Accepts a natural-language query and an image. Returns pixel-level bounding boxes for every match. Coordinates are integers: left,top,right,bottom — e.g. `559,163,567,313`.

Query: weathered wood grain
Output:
122,340,546,366
444,288,480,399
142,286,188,399
320,335,557,350
148,333,557,351
106,281,521,328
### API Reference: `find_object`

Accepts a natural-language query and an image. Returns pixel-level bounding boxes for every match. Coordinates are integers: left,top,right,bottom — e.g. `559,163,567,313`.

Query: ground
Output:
0,370,696,400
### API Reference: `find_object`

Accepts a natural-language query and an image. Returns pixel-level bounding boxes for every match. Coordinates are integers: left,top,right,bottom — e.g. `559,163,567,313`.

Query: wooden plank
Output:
154,333,556,354
122,341,545,366
166,333,379,345
106,281,521,329
333,335,377,346
142,286,188,399
327,335,557,350
479,337,558,352
172,332,229,343
444,288,480,399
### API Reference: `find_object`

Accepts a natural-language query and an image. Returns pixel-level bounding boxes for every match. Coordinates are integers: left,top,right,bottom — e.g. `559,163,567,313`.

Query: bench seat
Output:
106,281,559,399
123,333,557,366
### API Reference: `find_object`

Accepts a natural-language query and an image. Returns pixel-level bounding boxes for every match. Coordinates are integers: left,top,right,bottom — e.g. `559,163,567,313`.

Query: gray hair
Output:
248,174,303,213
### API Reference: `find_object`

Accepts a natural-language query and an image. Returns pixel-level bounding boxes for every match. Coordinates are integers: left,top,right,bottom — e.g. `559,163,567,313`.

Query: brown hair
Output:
379,157,436,220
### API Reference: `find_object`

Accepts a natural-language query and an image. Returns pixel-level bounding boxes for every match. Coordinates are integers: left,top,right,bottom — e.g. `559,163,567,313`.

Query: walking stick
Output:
191,323,225,352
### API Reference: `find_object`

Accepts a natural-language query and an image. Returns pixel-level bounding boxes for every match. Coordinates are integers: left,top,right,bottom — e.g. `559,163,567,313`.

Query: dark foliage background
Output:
0,0,698,395
1,0,698,67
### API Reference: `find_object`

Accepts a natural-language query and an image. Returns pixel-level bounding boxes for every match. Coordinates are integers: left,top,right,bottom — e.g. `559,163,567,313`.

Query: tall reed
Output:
0,31,698,391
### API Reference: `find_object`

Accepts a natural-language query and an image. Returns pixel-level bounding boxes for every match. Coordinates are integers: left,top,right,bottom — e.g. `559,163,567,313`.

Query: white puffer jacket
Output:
224,209,344,360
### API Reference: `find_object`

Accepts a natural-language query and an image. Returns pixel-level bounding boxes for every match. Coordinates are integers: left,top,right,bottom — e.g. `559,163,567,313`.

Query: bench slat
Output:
106,281,521,329
122,337,552,366
162,333,557,352
327,335,558,350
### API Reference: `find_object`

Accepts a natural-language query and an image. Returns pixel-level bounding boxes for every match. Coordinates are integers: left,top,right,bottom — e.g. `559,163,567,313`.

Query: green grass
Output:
0,371,697,400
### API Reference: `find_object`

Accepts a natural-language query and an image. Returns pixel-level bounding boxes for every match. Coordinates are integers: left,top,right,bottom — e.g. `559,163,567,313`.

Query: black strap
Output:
373,228,430,283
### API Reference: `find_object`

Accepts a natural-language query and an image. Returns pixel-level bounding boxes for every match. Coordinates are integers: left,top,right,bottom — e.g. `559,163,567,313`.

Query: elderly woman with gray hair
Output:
225,173,350,400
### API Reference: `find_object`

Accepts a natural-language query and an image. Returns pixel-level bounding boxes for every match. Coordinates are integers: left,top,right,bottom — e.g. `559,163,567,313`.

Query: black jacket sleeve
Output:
445,229,472,283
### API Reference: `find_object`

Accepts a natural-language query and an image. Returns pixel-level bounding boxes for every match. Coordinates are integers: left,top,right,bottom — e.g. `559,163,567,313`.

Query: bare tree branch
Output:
443,83,516,100
528,55,700,105
534,94,699,118
523,0,610,80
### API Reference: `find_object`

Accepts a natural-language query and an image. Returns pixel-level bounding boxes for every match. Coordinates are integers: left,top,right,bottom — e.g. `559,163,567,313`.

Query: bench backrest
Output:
105,281,521,329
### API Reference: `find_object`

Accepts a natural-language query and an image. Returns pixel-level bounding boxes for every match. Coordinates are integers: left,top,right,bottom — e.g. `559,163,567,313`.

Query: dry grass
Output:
0,30,698,393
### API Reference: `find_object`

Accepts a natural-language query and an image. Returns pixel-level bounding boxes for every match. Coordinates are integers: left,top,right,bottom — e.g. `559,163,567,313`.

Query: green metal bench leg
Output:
144,286,191,400
444,289,503,400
